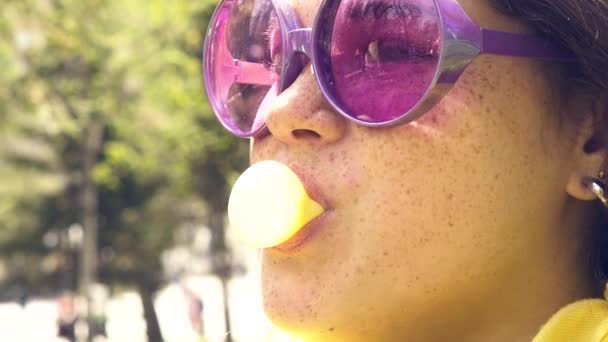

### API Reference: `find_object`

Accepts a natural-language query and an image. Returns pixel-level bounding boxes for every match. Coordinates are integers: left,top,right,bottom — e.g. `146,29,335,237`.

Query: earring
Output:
584,171,608,208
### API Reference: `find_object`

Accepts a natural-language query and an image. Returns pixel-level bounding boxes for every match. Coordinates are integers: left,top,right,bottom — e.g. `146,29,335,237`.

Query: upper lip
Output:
286,163,332,211
250,132,333,208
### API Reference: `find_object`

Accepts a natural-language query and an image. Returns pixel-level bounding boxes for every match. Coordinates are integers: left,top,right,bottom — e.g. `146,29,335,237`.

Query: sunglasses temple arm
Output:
480,29,575,62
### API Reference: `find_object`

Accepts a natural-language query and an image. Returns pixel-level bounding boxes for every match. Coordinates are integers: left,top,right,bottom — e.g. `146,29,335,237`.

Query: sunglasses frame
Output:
203,0,574,137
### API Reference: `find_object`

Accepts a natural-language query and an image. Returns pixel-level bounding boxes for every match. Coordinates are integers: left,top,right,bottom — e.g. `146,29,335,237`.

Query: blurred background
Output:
0,0,270,341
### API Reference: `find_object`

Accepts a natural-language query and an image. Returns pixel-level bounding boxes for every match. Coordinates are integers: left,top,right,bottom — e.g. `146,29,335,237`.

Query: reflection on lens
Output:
227,84,271,133
206,0,283,136
227,0,275,64
318,0,441,123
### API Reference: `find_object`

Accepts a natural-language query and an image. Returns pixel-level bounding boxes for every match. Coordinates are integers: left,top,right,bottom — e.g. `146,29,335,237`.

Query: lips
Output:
273,209,334,252
288,165,333,209
270,164,334,252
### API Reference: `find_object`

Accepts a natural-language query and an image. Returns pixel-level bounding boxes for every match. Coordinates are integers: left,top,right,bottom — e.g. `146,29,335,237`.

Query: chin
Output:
263,295,386,342
261,273,376,342
262,281,317,324
261,277,340,338
263,303,318,340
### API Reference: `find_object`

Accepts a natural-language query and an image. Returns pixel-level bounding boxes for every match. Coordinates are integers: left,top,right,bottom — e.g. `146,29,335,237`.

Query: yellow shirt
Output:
533,297,608,342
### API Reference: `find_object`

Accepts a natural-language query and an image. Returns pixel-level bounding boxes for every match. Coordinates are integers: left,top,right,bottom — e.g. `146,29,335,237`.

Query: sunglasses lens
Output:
316,0,442,123
204,0,283,136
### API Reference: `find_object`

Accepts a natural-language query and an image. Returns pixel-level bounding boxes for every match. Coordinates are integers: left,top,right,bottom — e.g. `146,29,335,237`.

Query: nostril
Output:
292,129,321,140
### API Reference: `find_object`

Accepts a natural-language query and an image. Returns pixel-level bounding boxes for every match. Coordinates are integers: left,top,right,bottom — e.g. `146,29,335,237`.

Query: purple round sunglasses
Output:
203,0,574,138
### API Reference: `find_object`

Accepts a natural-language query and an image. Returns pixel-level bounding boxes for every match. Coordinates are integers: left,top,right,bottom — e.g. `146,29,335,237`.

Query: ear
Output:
566,95,608,201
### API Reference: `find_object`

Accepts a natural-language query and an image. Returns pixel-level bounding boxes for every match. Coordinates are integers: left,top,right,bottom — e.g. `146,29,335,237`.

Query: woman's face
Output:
250,0,577,340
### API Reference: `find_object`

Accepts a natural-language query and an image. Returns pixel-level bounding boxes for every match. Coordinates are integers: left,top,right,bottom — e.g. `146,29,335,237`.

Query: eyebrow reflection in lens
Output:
348,1,423,19
227,0,274,62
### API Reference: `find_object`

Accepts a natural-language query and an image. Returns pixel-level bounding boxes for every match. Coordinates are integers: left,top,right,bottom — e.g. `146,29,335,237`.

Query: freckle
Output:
328,327,335,332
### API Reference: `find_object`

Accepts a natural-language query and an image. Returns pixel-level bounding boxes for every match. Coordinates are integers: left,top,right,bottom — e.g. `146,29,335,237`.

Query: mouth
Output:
270,164,334,253
271,209,334,253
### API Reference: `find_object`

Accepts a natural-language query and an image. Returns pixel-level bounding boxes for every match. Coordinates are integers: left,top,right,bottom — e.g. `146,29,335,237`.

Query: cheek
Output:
342,135,512,318
416,56,556,139
346,56,561,297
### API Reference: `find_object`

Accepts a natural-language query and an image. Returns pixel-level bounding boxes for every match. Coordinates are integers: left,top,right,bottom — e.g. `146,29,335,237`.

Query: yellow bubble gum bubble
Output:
228,160,325,248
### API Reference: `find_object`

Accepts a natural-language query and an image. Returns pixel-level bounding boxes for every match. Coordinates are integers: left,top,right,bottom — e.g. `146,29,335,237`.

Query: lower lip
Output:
271,210,334,253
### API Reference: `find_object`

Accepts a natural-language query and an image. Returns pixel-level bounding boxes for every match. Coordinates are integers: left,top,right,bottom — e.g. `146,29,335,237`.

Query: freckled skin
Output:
249,0,595,341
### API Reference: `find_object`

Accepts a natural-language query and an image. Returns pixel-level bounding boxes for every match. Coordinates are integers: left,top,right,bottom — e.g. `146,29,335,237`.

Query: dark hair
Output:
492,0,608,93
492,0,608,295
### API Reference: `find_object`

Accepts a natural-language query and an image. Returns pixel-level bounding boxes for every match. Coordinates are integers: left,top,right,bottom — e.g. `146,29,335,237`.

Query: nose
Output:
262,65,346,145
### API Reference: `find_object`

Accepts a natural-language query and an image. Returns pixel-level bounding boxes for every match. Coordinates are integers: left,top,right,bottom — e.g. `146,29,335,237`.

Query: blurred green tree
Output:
0,0,247,340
